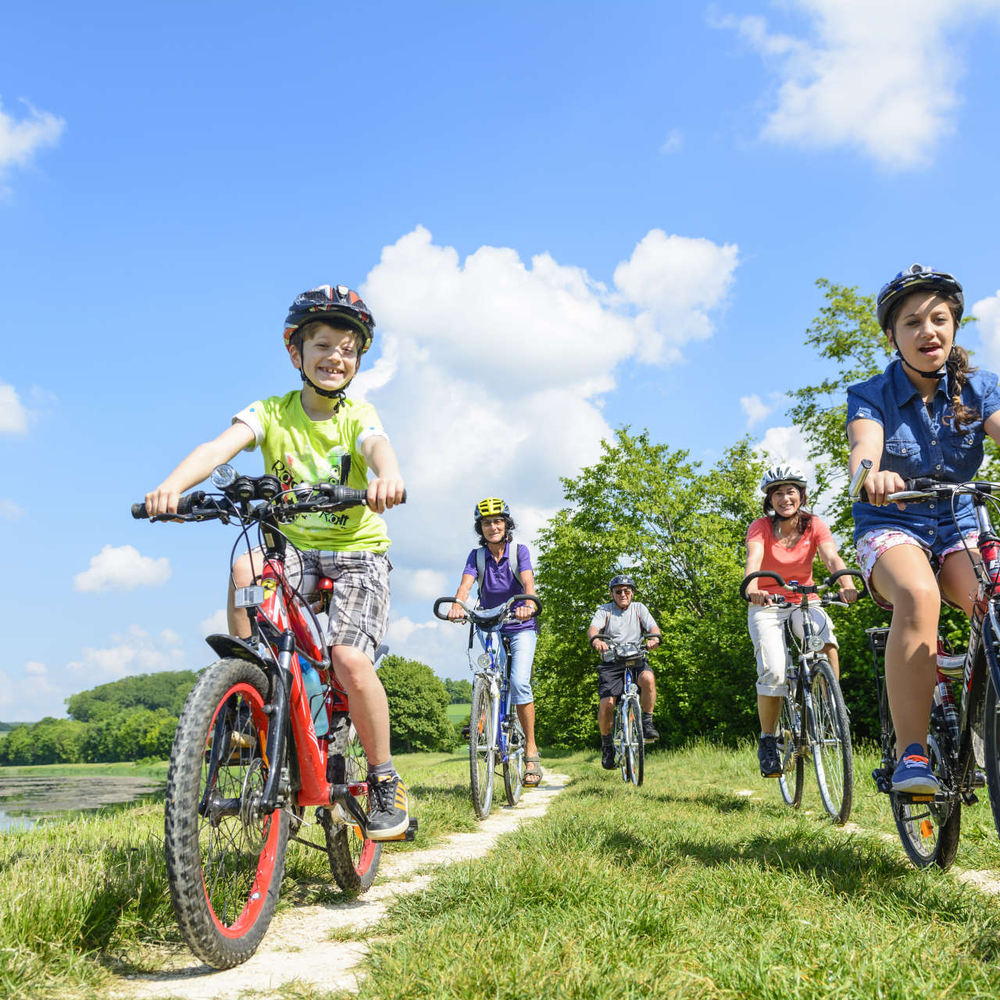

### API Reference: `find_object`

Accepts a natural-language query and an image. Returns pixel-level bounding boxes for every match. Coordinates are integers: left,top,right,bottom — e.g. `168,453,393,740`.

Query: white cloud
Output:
66,624,187,680
356,225,739,595
0,381,29,433
0,498,25,520
612,229,739,363
972,291,1000,372
24,661,47,677
740,391,787,428
0,98,65,190
393,568,451,602
384,615,472,680
73,544,171,593
713,0,1000,170
199,608,229,637
660,128,683,154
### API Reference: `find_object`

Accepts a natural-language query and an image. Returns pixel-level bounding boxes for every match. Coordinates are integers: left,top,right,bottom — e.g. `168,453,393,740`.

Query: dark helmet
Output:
876,264,963,332
609,574,636,595
283,284,375,354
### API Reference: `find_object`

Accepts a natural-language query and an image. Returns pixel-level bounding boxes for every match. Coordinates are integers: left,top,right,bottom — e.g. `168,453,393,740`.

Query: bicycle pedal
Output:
380,818,418,842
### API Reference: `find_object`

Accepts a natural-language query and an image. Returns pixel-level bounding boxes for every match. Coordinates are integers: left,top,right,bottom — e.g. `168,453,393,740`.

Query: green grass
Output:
446,703,471,724
0,760,169,779
5,744,1000,999
346,742,1000,1000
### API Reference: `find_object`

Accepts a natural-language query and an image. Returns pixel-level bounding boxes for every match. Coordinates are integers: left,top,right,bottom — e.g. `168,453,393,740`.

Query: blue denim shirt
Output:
847,359,1000,544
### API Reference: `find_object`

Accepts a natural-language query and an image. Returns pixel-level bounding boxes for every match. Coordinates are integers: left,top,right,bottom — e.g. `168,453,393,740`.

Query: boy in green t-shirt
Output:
144,284,409,839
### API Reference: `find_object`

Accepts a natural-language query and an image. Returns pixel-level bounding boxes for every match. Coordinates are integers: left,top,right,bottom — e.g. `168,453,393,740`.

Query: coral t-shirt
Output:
745,516,833,596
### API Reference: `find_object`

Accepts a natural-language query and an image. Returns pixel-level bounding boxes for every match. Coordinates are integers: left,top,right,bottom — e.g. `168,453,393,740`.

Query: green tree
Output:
443,678,473,704
66,671,197,722
532,428,766,749
377,656,455,753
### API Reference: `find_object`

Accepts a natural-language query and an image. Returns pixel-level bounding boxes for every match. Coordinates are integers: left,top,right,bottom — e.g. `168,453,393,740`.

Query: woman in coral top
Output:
744,465,857,777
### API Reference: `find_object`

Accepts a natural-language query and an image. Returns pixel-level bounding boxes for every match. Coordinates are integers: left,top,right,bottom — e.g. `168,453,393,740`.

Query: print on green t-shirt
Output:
235,390,390,553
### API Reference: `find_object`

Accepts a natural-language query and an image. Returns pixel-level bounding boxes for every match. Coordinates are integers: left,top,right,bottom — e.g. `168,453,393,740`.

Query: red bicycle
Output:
133,464,415,968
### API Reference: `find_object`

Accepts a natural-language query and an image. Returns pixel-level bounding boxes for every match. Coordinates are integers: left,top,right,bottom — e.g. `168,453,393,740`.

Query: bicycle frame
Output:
468,624,516,764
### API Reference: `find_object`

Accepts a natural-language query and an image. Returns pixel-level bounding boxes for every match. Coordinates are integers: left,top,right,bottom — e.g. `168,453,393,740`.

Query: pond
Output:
0,774,164,832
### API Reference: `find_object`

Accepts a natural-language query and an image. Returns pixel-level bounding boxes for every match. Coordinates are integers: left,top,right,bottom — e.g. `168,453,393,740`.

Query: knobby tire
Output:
324,715,382,895
164,658,289,969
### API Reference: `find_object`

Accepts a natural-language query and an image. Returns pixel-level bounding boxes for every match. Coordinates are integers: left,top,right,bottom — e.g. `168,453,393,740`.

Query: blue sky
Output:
5,1,1000,720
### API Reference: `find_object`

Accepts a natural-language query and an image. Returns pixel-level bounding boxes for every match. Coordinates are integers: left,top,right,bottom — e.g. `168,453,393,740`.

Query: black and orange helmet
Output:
283,284,375,353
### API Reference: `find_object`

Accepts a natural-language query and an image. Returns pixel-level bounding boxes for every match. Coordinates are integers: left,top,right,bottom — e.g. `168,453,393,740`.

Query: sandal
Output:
524,755,543,787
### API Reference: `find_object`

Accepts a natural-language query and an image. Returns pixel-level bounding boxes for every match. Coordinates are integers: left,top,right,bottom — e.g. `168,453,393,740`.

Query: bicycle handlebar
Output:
739,569,865,604
589,631,660,652
133,478,405,522
432,593,543,623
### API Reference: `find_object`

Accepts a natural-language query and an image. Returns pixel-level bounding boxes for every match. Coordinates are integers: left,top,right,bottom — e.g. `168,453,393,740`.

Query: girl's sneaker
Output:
891,744,940,793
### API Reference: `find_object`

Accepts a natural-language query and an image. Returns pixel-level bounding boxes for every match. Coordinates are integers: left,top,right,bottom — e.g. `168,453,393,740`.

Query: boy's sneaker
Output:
757,734,781,777
642,720,659,742
601,744,616,769
891,744,941,794
366,773,409,840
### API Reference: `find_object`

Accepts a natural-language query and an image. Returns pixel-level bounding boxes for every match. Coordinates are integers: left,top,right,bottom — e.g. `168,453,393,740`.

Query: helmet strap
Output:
300,369,349,405
896,348,947,381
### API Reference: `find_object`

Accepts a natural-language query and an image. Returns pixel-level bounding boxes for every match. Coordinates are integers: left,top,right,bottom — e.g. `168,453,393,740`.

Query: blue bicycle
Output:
434,593,542,818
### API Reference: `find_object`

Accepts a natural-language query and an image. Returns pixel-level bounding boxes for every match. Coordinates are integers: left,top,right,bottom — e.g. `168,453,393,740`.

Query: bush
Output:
377,656,456,753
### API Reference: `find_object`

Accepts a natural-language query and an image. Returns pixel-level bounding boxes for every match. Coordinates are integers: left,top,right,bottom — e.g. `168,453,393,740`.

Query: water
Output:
0,774,164,833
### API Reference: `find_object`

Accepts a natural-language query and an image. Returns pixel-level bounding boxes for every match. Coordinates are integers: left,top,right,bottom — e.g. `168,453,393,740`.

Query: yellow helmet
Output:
474,497,510,521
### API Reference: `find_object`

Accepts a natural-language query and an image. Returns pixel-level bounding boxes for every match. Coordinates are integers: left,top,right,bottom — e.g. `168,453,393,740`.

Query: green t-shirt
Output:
234,390,390,553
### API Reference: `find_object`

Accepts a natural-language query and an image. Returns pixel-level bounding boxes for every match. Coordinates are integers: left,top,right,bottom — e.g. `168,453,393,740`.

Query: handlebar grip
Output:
131,490,206,520
433,597,459,621
739,570,787,602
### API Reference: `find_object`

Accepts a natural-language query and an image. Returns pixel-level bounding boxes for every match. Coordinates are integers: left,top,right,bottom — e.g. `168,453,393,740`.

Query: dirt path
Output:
117,771,569,1000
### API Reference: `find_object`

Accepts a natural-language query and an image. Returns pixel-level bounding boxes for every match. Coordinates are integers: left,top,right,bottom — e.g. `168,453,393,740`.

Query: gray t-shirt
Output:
589,600,658,645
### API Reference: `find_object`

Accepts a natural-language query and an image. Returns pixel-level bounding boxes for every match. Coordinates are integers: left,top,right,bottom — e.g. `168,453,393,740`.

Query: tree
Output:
532,428,766,749
443,678,473,704
67,670,197,722
377,656,456,753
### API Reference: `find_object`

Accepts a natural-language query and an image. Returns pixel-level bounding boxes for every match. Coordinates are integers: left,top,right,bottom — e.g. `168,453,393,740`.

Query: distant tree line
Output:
0,671,197,765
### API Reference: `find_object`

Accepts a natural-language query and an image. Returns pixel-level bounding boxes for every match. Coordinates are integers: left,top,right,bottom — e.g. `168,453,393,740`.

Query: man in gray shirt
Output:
587,575,661,769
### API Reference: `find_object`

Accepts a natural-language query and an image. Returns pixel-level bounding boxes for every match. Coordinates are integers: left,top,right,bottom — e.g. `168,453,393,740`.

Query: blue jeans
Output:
505,630,537,705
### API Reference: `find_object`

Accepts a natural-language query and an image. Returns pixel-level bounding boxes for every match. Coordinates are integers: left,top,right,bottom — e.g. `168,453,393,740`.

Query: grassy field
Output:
446,702,471,724
4,743,1000,999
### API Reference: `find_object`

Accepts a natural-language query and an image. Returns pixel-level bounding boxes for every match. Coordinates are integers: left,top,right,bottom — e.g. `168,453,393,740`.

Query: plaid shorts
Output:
282,548,391,661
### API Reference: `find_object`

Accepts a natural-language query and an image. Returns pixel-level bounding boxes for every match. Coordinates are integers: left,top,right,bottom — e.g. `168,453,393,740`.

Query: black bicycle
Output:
740,569,864,824
851,459,1000,868
591,633,658,786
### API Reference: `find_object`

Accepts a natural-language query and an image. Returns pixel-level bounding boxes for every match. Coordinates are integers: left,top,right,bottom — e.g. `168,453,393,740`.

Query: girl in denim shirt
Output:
847,264,1000,792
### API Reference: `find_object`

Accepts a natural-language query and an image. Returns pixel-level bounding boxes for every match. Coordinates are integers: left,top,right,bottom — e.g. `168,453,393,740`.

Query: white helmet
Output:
760,465,807,495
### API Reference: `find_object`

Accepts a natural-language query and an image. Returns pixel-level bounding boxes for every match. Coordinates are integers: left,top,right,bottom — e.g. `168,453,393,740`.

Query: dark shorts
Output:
596,659,652,700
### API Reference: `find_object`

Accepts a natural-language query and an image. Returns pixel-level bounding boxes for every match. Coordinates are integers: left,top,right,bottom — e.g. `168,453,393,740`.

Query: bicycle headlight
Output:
478,654,491,669
808,636,824,652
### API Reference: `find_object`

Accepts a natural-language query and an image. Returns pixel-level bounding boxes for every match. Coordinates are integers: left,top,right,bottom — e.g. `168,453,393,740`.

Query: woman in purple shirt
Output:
448,498,542,786
848,264,1000,793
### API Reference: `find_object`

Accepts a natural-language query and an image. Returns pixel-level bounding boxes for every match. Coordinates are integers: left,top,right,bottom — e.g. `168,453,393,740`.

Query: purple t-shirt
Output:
462,542,538,633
